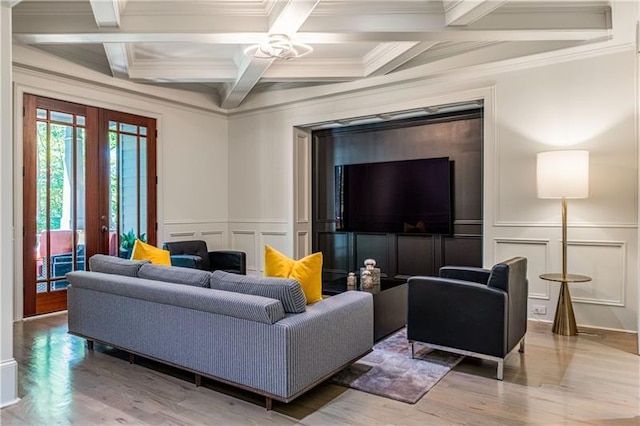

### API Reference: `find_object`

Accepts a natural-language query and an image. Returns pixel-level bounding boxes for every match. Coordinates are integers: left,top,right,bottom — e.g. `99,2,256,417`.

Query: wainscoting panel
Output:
317,232,350,282
259,231,288,272
294,128,312,261
568,240,626,307
355,233,389,274
164,221,229,251
167,231,196,239
295,131,311,225
201,230,225,251
442,236,482,269
397,235,435,277
296,231,309,259
231,231,257,272
494,238,550,300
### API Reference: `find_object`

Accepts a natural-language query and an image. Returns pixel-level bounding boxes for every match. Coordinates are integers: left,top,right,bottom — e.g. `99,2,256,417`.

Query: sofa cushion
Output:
89,254,149,277
210,270,307,313
67,271,285,324
131,240,172,266
264,245,323,304
138,263,212,288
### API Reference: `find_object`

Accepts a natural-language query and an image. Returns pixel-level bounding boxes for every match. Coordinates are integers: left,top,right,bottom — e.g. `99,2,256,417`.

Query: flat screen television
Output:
335,157,452,234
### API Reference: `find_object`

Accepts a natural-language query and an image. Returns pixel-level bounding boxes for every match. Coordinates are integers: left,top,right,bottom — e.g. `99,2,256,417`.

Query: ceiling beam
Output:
89,0,122,28
13,6,610,37
220,0,320,109
444,0,508,26
89,0,128,79
365,41,439,76
103,43,130,78
14,27,610,45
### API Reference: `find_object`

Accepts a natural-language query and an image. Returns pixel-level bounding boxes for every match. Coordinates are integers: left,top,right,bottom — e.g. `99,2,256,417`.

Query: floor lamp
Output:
537,150,590,336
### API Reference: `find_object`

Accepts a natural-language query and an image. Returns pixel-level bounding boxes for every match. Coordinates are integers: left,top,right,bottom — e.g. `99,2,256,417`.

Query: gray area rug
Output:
330,328,463,404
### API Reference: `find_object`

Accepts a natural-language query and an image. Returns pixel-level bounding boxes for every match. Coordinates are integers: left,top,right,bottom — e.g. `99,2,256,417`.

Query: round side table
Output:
539,273,591,336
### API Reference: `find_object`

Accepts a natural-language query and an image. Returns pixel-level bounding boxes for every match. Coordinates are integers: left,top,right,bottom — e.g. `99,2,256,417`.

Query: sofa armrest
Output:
273,291,374,396
439,266,491,284
407,276,508,357
170,254,203,269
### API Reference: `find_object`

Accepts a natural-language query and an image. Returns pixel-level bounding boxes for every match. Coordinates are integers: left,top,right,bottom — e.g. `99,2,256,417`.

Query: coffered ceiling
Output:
11,0,612,108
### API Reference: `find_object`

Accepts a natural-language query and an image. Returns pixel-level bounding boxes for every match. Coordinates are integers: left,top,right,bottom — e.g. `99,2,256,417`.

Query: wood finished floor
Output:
1,313,638,425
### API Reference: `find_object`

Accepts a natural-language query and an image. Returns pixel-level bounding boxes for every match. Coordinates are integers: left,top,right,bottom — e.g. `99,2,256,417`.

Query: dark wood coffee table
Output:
324,277,407,341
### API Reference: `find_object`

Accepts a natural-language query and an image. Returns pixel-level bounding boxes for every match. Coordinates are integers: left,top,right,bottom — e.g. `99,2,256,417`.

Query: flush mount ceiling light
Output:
244,34,313,60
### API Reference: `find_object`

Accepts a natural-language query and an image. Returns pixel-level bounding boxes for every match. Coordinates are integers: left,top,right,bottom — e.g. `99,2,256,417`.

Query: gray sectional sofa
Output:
67,255,374,409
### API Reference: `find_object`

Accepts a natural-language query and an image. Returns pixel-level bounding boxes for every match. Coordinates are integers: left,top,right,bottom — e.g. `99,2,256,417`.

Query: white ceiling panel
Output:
12,0,613,108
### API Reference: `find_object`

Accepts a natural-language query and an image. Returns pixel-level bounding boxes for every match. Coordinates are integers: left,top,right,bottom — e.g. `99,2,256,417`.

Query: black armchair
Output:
162,240,247,275
407,257,528,380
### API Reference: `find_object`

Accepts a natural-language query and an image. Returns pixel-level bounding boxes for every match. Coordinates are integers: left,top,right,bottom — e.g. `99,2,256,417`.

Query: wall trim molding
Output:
13,47,225,116
566,239,626,307
454,219,483,225
0,359,20,409
494,237,551,300
164,219,228,225
168,231,196,238
228,219,288,224
229,44,634,116
494,221,638,229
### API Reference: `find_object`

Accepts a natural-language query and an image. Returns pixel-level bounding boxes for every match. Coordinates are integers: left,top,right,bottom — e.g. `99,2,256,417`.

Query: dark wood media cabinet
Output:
312,109,484,283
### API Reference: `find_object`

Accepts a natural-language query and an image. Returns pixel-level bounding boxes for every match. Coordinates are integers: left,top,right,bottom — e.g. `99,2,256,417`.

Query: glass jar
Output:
346,272,357,289
361,270,373,289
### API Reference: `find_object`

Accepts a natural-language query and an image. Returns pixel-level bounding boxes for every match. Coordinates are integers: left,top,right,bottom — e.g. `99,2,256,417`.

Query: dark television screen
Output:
335,157,452,234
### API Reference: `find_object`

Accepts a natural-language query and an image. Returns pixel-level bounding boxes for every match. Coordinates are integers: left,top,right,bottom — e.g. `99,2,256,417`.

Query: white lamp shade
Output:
537,150,589,199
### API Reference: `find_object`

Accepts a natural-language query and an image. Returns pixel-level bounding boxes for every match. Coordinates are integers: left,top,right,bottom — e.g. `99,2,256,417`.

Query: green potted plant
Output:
119,229,146,259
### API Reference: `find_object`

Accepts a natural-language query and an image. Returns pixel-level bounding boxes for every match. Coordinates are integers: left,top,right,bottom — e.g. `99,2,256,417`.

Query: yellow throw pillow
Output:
264,245,323,304
130,240,172,266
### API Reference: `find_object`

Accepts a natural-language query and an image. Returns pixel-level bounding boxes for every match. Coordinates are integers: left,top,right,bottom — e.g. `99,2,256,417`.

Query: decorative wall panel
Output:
232,230,257,272
259,231,288,272
568,240,625,307
494,238,550,300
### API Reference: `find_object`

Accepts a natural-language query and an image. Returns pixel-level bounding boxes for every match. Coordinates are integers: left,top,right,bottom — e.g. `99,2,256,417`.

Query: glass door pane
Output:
108,120,149,258
26,96,87,315
24,95,156,317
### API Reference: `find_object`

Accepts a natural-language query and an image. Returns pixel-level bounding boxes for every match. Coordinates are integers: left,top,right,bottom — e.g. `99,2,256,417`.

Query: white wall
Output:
11,46,230,320
5,1,638,335
1,3,19,409
228,46,638,332
490,49,637,331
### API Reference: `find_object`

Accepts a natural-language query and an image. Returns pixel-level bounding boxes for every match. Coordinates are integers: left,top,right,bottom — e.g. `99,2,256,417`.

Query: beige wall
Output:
11,46,230,320
1,3,19,409
227,47,638,332
4,4,639,336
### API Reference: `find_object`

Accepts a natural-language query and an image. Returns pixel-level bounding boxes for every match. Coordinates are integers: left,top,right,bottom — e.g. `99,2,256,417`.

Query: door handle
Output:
101,225,108,233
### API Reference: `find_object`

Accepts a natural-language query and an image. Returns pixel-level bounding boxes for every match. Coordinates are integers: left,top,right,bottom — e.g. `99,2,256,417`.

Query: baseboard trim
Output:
0,358,20,408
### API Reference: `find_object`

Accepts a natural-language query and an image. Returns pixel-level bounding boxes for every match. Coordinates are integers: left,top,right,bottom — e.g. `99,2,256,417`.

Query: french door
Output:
23,95,156,316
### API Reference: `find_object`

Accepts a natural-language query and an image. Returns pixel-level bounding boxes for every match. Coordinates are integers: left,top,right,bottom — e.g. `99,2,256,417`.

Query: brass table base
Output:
539,273,591,336
553,281,577,335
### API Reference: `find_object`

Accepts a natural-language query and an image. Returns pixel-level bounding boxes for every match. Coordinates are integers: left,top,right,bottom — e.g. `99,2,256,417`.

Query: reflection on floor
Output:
1,314,639,425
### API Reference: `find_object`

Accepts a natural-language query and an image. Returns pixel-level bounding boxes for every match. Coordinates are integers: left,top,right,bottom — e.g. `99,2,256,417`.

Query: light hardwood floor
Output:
1,313,638,425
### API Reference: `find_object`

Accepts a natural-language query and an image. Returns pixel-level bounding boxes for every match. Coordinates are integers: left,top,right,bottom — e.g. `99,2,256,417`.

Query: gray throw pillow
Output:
89,254,149,277
138,263,212,288
210,270,306,313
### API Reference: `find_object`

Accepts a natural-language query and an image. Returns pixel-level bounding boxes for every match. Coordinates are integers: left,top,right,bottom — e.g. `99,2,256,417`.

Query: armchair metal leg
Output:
519,337,525,353
497,360,504,381
410,341,415,359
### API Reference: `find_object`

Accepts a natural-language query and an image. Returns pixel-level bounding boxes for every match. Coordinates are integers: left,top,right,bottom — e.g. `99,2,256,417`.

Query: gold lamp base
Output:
540,273,591,336
552,281,578,336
